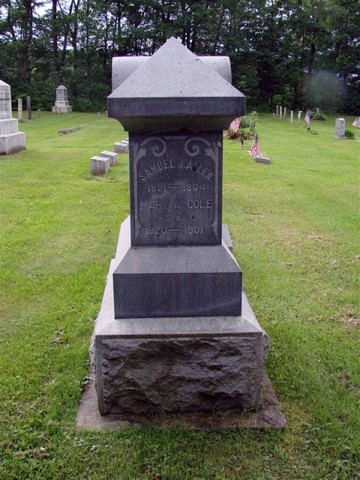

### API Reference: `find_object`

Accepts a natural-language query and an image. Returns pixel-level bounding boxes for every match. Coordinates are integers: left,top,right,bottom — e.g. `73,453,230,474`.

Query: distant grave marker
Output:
0,80,26,154
334,118,346,139
17,98,23,121
52,85,72,113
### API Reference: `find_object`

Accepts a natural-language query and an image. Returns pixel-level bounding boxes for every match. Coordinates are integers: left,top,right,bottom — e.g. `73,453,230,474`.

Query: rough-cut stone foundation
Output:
92,218,269,415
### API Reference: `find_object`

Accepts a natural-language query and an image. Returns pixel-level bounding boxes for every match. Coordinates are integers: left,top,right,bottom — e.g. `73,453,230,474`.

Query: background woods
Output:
0,0,359,113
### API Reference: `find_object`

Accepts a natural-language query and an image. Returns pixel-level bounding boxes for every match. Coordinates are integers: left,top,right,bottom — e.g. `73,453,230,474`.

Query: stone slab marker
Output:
17,98,23,121
90,156,110,175
0,80,26,154
26,96,31,120
334,118,346,139
290,110,294,123
52,85,72,113
100,150,118,166
114,140,129,153
91,38,277,418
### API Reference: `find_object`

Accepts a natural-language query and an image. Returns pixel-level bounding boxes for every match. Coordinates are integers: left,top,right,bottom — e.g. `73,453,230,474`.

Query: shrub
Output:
312,112,327,121
345,129,355,139
227,111,258,141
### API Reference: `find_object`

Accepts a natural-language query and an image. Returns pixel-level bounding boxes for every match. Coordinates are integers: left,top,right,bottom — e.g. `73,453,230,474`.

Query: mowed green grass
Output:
0,112,359,479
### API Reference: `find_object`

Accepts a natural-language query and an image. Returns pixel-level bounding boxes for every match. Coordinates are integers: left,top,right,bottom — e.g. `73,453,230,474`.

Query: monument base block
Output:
52,101,72,113
113,218,242,318
0,131,26,154
91,218,270,416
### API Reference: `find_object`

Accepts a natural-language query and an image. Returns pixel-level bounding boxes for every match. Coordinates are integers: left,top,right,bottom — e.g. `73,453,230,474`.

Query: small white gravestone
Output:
0,80,26,154
334,118,346,139
90,156,110,175
290,111,294,123
52,85,72,113
114,140,129,154
100,150,118,166
276,104,279,117
279,105,283,119
18,98,23,121
283,107,287,119
298,111,302,125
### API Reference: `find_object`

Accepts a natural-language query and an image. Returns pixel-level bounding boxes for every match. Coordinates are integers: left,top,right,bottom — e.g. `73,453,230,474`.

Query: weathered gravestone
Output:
114,140,129,154
90,38,281,421
334,118,346,139
0,80,26,154
17,98,23,121
52,85,72,113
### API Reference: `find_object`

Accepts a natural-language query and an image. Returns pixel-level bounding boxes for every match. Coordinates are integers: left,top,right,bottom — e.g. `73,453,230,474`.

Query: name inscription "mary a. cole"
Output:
130,132,223,246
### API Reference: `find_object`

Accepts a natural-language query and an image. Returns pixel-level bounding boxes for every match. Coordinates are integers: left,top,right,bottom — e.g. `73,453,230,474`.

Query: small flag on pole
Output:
304,110,311,126
248,134,262,158
229,117,240,134
352,117,360,128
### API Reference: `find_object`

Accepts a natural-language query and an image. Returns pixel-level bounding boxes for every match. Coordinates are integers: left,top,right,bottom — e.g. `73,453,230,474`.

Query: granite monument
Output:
90,38,280,421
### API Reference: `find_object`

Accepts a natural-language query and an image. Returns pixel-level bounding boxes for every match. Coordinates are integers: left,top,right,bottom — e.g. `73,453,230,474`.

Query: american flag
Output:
352,117,360,128
248,134,261,158
304,110,311,126
229,117,240,133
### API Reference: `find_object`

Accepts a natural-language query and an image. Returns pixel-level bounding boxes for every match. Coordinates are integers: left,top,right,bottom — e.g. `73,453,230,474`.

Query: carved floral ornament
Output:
133,136,219,164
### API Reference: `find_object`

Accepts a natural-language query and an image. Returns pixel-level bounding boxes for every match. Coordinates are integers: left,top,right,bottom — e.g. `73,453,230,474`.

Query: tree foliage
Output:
0,0,358,112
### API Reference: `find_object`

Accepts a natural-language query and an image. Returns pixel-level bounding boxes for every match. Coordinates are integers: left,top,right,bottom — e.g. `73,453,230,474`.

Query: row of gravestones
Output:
0,82,73,154
275,106,320,124
274,105,352,137
274,105,302,123
90,140,129,175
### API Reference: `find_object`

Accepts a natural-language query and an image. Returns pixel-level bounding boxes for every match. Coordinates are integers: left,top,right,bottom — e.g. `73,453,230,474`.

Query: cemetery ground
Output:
0,112,359,479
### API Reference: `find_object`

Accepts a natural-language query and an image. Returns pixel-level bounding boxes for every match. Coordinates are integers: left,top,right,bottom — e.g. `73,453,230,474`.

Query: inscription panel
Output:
0,86,11,120
130,132,222,246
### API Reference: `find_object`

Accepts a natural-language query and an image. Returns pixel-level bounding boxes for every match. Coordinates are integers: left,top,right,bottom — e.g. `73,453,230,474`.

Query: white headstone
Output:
290,111,294,123
279,106,283,119
283,107,287,119
18,98,23,121
334,118,346,138
0,80,12,120
276,105,279,117
90,156,110,175
56,85,68,102
298,111,302,124
0,80,26,154
52,85,72,113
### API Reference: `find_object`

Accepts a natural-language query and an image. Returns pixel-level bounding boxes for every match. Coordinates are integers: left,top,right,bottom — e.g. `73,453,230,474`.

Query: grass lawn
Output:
0,112,359,479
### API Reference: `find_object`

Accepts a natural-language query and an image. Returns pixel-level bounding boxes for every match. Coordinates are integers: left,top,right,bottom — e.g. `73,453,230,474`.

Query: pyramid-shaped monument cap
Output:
108,37,245,132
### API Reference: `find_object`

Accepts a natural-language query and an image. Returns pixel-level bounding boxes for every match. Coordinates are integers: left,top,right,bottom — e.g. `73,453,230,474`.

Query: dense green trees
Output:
0,0,359,113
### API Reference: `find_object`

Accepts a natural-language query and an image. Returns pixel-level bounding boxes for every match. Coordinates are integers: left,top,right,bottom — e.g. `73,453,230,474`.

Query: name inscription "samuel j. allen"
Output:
130,133,223,246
